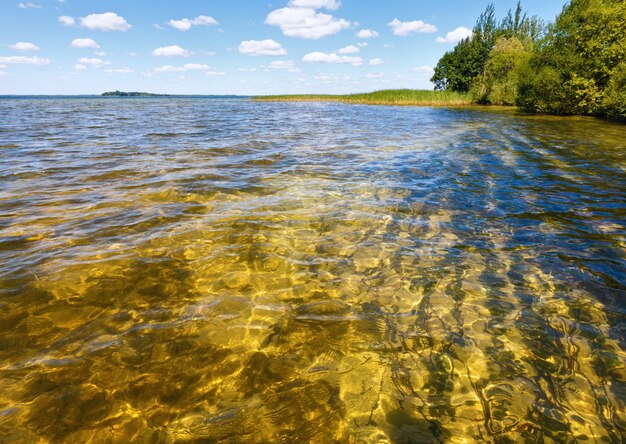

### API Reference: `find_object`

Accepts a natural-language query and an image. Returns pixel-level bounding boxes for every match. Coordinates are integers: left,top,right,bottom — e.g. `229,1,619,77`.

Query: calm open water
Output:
0,98,624,443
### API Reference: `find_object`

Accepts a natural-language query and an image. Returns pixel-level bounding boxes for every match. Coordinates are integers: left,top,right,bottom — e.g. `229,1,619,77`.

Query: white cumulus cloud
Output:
192,16,218,26
154,65,186,73
73,64,86,70
10,42,40,51
414,65,435,75
0,56,50,65
238,40,286,56
369,58,383,66
302,51,362,66
168,15,219,31
356,29,379,39
388,18,437,36
154,63,211,73
436,26,472,44
78,57,109,67
266,7,351,39
288,0,341,9
105,67,134,74
19,2,41,9
184,63,211,71
168,21,191,31
414,65,435,88
338,45,359,54
71,38,99,48
152,45,191,57
80,12,131,31
268,60,300,72
205,71,226,77
58,15,75,26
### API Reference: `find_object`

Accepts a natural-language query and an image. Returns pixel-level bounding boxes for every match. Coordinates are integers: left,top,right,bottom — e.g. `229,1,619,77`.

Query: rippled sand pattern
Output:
0,98,625,443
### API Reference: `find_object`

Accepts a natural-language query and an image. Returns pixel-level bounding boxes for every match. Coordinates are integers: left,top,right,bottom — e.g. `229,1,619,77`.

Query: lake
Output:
0,98,624,442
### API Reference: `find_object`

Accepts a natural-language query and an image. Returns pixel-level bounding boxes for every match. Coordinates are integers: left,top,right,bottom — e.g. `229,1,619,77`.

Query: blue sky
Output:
1,0,567,95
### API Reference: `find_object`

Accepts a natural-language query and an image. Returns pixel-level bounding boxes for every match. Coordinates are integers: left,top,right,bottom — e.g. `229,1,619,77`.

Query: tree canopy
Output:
431,3,542,94
431,0,626,121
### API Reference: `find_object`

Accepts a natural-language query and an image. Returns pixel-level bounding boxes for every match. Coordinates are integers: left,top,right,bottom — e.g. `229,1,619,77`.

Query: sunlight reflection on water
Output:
0,98,624,442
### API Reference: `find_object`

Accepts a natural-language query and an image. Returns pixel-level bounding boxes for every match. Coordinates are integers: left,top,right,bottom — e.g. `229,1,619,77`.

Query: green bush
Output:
603,63,626,121
516,0,626,118
517,66,569,114
472,37,531,105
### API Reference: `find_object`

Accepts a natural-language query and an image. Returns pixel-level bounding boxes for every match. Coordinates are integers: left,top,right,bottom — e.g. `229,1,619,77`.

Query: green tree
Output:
431,2,543,94
472,36,531,105
431,4,497,93
499,2,545,42
518,0,626,117
432,0,625,120
431,39,483,92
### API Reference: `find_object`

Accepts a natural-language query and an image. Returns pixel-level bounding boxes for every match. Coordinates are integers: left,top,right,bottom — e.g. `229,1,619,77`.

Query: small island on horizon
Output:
102,90,169,97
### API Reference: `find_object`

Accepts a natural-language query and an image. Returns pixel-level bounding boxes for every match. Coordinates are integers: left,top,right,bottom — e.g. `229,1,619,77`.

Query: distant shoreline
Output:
0,94,248,99
102,91,169,97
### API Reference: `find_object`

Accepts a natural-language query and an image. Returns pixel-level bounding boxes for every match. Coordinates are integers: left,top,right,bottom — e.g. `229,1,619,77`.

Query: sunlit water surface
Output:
0,98,625,443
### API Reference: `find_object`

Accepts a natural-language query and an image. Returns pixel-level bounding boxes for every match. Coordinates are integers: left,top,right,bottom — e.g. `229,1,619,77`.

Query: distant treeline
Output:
431,0,626,121
102,91,168,97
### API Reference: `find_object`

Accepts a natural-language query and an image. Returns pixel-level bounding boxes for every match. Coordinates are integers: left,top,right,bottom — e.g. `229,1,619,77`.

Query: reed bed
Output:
253,89,472,106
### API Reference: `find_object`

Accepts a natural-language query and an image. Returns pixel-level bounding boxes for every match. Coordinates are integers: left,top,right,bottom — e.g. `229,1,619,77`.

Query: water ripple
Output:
0,98,624,442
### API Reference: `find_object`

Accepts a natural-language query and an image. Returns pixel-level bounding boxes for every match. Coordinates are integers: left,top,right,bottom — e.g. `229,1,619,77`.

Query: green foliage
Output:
517,0,626,118
432,0,626,120
565,75,603,115
431,40,486,92
499,2,545,42
603,62,626,121
517,66,604,115
472,37,531,105
431,4,497,93
517,66,571,114
431,2,544,94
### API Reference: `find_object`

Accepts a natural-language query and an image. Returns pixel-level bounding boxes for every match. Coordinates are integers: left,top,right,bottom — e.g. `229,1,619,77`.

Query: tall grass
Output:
253,89,472,106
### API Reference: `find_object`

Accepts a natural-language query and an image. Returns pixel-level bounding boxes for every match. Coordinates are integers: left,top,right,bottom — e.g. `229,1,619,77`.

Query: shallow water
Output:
0,98,624,443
